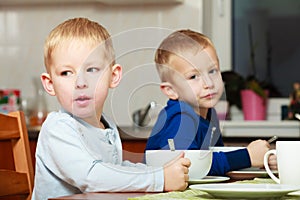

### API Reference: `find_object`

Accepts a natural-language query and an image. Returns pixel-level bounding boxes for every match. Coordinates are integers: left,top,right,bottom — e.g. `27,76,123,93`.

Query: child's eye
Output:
189,74,199,80
209,68,219,74
87,67,100,73
61,71,72,76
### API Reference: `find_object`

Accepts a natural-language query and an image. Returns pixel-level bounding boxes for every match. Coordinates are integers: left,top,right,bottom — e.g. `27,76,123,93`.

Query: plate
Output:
189,176,230,184
189,183,300,199
227,167,278,180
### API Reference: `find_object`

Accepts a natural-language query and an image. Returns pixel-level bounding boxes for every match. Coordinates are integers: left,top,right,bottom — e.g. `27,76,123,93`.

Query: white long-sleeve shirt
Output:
32,110,163,200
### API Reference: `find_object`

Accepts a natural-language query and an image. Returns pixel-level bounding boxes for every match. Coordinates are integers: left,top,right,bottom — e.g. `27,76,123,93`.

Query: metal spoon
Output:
267,135,278,144
209,127,216,148
168,139,175,151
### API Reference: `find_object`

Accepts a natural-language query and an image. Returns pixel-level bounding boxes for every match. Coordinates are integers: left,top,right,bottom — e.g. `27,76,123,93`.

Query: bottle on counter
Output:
29,78,48,126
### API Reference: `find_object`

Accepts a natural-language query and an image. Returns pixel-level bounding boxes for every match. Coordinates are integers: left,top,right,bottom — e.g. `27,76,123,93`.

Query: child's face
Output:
168,46,224,115
43,40,120,126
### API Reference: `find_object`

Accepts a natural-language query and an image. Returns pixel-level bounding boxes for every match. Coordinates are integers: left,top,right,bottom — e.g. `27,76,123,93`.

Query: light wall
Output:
0,1,203,126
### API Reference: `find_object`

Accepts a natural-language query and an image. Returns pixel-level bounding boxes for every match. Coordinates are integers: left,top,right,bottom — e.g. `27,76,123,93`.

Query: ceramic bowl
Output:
210,146,245,152
145,150,212,180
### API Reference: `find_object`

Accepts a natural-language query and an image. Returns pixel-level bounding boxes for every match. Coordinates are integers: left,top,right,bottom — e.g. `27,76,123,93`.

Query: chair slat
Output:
0,170,29,196
0,130,20,140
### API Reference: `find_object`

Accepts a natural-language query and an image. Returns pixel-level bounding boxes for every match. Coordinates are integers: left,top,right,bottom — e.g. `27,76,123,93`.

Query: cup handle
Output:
264,149,280,183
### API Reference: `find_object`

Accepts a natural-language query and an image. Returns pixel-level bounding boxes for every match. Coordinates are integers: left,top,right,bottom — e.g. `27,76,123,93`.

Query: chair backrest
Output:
0,111,34,200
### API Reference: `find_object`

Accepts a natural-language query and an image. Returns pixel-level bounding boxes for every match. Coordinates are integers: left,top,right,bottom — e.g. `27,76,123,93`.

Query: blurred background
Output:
0,0,299,126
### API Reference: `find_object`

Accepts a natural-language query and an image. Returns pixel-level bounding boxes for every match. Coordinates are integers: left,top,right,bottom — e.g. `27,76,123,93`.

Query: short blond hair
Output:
44,17,115,72
155,29,218,81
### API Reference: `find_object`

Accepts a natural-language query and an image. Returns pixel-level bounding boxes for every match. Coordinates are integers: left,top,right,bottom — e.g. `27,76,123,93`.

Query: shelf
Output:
220,120,300,138
0,0,184,6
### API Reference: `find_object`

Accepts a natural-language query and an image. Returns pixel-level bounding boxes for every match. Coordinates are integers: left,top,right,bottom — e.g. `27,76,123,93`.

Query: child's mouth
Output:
76,96,90,101
74,95,91,106
203,93,215,99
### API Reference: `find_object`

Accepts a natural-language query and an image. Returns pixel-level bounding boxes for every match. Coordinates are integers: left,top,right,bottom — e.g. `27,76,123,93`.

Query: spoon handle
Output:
209,127,216,147
168,139,175,151
267,136,278,144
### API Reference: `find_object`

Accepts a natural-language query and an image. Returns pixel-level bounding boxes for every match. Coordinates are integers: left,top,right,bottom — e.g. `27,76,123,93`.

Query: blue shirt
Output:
145,99,251,176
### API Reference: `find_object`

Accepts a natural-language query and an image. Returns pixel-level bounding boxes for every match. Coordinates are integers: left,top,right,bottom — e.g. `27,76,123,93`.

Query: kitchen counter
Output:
118,121,300,155
26,121,300,163
118,121,300,140
220,120,300,138
27,125,152,140
118,126,152,140
28,120,300,141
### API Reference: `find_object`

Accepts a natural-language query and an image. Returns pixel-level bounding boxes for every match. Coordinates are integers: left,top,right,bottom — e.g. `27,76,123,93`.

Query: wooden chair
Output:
0,111,34,200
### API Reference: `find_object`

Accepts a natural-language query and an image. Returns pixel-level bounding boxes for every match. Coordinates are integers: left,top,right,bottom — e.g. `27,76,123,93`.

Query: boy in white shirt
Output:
32,18,190,200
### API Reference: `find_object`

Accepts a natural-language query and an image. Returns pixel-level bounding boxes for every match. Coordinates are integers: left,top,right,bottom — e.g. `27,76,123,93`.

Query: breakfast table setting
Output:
128,178,300,200
49,177,300,200
50,141,300,200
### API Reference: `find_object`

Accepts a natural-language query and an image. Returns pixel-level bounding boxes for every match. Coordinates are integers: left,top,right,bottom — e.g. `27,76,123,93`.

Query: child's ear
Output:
110,64,122,88
160,82,179,100
41,73,56,96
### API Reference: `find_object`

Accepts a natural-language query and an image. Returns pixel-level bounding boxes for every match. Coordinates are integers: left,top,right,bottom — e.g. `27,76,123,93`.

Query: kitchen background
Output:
0,0,219,126
0,0,297,126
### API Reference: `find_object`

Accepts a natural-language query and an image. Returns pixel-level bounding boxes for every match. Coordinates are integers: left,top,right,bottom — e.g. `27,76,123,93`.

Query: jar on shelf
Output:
0,89,21,114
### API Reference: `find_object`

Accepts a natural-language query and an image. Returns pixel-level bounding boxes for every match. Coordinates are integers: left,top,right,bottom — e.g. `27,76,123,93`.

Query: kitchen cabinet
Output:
118,127,151,163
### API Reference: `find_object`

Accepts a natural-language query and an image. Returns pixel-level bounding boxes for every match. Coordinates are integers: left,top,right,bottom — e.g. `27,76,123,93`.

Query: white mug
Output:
264,141,300,186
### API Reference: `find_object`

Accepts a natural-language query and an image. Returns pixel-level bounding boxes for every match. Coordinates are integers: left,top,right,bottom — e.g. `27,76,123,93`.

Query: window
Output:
232,0,300,97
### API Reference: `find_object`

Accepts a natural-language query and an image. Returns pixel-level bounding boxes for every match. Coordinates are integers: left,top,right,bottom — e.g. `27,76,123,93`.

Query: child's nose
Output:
75,73,88,89
202,75,214,88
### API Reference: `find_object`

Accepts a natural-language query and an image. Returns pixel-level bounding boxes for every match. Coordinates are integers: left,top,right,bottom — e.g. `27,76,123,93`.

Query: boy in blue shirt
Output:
32,18,190,200
145,29,277,176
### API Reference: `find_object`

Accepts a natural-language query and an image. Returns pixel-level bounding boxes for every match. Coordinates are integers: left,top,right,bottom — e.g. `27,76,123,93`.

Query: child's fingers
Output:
165,151,191,168
163,151,184,167
184,173,189,182
181,158,191,167
174,151,191,167
183,166,189,174
176,151,185,159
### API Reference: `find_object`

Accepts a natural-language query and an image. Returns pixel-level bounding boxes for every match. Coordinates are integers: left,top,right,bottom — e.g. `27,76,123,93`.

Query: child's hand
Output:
163,151,191,191
267,154,277,170
247,139,270,168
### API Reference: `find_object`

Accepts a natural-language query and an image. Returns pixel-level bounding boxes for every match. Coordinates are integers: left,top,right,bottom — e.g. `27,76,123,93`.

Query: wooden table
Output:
48,192,152,200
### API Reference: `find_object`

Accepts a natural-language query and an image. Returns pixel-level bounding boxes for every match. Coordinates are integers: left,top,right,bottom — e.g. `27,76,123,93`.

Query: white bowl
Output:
145,150,212,180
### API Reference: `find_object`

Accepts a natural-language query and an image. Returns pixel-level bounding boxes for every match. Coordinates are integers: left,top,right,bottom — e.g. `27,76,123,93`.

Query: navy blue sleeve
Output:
225,148,251,171
208,148,251,176
208,152,230,176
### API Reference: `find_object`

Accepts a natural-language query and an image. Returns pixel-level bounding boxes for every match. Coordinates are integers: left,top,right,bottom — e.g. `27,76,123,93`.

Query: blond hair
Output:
155,29,218,81
44,17,115,71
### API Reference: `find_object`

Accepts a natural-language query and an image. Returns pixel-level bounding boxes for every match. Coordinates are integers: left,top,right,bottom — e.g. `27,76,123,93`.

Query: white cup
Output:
264,141,300,186
145,150,212,180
